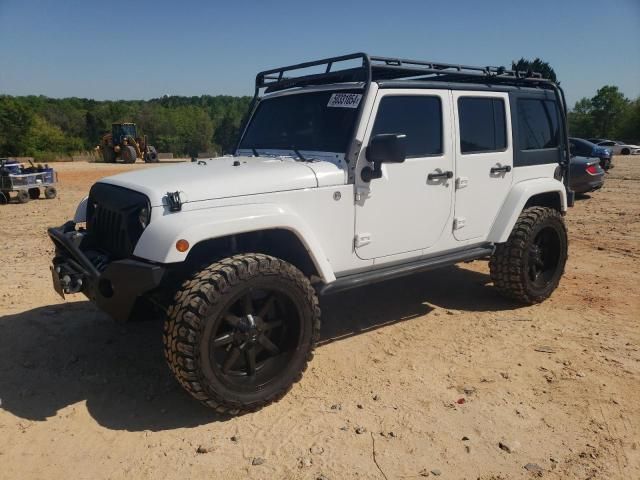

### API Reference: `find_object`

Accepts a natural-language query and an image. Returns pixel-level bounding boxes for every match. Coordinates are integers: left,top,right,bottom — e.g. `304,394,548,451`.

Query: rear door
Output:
452,92,513,241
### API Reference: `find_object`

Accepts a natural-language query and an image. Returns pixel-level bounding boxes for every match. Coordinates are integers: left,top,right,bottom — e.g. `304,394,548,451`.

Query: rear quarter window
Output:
517,99,560,150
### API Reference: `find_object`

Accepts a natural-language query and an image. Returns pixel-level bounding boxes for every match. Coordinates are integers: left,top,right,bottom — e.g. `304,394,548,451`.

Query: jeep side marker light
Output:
176,239,190,252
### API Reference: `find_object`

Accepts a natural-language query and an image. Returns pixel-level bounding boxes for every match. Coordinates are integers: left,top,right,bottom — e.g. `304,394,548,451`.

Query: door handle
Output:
490,165,512,174
427,170,453,180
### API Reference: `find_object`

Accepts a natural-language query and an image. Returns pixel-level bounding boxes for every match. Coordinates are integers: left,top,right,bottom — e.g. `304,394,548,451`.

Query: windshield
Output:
113,124,137,140
239,89,362,154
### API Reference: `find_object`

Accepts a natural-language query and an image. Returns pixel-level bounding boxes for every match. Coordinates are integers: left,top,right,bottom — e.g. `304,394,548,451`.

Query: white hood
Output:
98,156,346,206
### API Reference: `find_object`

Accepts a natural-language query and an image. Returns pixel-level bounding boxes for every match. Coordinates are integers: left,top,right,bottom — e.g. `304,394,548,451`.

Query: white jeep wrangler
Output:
48,53,574,414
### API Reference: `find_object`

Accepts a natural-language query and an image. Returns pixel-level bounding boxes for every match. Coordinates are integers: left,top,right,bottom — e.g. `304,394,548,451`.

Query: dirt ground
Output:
0,158,638,480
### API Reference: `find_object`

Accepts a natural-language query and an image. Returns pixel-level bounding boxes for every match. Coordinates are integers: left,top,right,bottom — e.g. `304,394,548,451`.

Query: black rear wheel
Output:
621,148,630,155
164,253,320,414
28,187,40,199
102,147,116,163
490,207,567,304
16,190,30,203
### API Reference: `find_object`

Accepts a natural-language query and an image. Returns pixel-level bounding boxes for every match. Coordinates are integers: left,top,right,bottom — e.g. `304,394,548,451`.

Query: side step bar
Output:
319,245,494,296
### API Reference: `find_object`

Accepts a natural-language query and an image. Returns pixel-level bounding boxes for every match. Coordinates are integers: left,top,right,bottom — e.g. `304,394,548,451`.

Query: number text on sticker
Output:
327,93,362,108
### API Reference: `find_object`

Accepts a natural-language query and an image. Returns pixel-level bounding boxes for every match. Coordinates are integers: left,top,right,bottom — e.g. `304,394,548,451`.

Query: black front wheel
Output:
164,253,320,414
144,146,159,163
490,207,568,304
44,186,57,199
121,145,137,164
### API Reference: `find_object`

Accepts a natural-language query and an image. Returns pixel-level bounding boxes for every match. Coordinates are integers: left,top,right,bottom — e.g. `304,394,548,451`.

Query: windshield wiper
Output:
292,148,307,161
245,147,310,160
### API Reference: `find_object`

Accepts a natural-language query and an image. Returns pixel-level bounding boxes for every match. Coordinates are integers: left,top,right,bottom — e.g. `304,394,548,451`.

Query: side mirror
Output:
361,134,407,182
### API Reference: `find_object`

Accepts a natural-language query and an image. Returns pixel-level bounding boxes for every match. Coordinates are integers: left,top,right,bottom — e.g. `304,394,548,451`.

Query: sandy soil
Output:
0,158,638,480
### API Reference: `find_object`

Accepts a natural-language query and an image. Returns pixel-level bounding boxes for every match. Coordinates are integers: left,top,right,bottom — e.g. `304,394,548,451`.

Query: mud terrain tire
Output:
164,253,320,414
490,207,567,304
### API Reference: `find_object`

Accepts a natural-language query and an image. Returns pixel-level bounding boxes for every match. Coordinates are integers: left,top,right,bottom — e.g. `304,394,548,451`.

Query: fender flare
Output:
133,203,336,282
487,178,567,244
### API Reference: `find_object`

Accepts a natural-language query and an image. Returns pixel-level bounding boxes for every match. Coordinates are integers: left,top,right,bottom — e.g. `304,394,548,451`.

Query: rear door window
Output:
458,97,507,153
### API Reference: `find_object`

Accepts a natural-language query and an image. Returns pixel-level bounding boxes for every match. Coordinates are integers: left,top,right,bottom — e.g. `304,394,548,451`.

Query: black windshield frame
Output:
238,89,364,154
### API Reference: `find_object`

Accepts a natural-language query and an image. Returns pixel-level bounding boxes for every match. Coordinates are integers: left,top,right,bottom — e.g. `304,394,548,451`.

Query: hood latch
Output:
166,191,182,212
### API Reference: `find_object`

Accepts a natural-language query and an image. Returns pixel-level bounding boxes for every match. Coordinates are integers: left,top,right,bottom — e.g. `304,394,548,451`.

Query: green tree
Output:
589,86,629,138
85,111,103,147
214,112,243,154
0,96,34,155
512,58,558,83
24,115,84,158
568,97,595,138
614,99,640,142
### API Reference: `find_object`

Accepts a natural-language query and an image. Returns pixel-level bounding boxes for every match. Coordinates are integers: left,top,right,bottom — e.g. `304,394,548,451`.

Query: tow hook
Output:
55,265,83,294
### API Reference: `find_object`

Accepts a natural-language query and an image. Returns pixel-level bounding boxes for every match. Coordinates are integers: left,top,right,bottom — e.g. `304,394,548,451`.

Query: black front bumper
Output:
48,222,165,321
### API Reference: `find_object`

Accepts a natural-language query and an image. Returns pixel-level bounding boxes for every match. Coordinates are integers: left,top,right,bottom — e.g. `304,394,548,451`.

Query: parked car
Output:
593,140,640,155
569,137,613,170
570,155,605,194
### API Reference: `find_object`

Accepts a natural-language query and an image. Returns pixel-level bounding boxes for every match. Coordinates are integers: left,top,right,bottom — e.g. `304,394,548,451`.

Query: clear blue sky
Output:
1,0,639,107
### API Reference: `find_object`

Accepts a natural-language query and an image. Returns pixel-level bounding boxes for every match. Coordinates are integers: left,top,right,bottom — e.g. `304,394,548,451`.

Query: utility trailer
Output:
0,159,58,204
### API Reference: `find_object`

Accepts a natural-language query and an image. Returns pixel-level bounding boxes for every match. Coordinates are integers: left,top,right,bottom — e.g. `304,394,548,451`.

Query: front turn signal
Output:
176,239,190,252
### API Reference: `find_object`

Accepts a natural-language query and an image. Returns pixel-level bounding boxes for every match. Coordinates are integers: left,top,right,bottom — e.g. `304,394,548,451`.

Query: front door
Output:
354,89,454,260
452,92,513,241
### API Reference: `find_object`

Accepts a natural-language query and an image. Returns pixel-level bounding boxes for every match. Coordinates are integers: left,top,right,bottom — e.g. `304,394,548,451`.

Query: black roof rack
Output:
255,52,555,94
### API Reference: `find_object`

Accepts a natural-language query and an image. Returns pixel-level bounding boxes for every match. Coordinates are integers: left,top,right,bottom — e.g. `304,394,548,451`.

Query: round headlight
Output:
138,206,150,229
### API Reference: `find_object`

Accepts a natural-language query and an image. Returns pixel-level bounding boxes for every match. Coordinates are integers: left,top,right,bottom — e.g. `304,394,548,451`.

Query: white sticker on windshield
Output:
327,93,362,108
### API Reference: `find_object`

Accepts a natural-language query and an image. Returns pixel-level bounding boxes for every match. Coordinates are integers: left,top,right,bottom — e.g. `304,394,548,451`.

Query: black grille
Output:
86,183,149,259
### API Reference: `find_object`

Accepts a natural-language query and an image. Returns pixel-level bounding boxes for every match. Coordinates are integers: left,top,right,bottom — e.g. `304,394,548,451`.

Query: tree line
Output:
568,86,639,142
0,94,252,160
1,62,638,161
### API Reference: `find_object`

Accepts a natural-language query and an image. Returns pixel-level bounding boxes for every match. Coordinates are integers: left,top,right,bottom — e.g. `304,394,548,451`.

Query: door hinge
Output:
455,177,469,189
354,233,372,248
453,217,466,230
